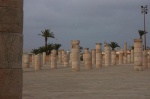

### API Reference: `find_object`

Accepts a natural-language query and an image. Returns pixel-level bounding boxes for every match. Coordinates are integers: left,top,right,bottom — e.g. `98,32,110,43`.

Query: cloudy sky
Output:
23,0,150,52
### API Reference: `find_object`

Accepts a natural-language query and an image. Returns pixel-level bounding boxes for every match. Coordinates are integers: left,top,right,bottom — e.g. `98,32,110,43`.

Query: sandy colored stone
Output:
96,43,102,53
92,49,96,65
111,50,116,66
131,50,134,63
105,43,111,67
70,53,72,63
83,48,89,64
85,51,92,69
123,42,127,64
23,54,29,68
147,54,150,68
35,54,42,70
127,54,131,63
63,53,69,67
96,43,102,68
0,33,23,68
31,54,35,67
71,40,80,71
42,52,46,65
119,51,123,65
134,39,143,71
0,69,22,99
51,50,57,69
142,50,148,69
58,50,62,64
61,49,65,64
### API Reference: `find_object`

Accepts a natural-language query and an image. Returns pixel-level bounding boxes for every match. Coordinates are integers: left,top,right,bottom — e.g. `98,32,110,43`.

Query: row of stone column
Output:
23,39,150,72
23,49,72,70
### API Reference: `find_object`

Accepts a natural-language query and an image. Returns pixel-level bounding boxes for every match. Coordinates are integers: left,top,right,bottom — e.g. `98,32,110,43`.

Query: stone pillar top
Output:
84,48,89,53
134,39,142,42
71,40,80,45
96,43,102,45
104,43,110,47
84,48,89,50
92,49,96,51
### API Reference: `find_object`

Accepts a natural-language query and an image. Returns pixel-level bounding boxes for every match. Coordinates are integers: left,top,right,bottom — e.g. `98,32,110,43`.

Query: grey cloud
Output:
23,0,150,52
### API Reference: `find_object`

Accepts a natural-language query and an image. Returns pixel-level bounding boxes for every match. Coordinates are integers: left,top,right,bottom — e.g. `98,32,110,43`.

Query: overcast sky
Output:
23,0,150,52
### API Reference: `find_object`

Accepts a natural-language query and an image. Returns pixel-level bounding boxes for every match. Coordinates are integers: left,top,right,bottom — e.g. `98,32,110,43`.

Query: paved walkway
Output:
23,63,150,99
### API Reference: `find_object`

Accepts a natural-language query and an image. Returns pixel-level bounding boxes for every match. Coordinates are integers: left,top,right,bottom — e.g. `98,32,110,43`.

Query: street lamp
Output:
141,5,148,50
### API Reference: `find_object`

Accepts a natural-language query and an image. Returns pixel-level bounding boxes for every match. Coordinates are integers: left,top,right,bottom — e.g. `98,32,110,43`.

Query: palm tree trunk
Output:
45,37,48,49
140,36,142,39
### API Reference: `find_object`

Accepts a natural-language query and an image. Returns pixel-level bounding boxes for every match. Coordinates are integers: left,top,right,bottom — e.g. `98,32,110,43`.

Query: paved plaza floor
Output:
23,63,150,99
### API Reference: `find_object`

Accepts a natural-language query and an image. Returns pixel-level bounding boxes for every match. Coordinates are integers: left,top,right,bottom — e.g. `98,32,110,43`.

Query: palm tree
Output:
47,43,54,55
138,30,146,39
38,46,47,53
31,49,40,55
109,42,120,51
39,29,55,49
53,44,62,50
53,44,62,55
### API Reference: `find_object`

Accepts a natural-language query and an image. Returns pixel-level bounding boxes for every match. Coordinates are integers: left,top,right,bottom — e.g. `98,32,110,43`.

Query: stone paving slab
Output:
23,63,150,99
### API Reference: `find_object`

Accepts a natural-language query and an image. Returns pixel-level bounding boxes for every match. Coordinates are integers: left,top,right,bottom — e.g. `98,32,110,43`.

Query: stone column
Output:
71,40,80,71
134,39,143,71
105,43,111,67
131,49,134,63
0,0,23,98
61,49,65,64
111,50,116,66
127,53,131,63
85,51,92,69
119,51,123,65
123,42,127,64
143,50,148,69
96,43,102,68
58,50,62,64
23,53,29,68
49,54,51,62
67,51,70,63
92,49,96,65
35,54,42,70
83,48,89,65
42,52,46,65
70,52,72,63
51,50,57,69
147,53,150,68
63,52,69,67
32,54,35,67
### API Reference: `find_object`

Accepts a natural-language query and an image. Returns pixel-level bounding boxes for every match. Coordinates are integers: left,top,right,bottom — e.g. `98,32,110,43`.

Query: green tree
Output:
52,43,62,55
109,42,120,51
53,44,62,50
31,49,40,55
38,46,47,53
38,29,55,49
